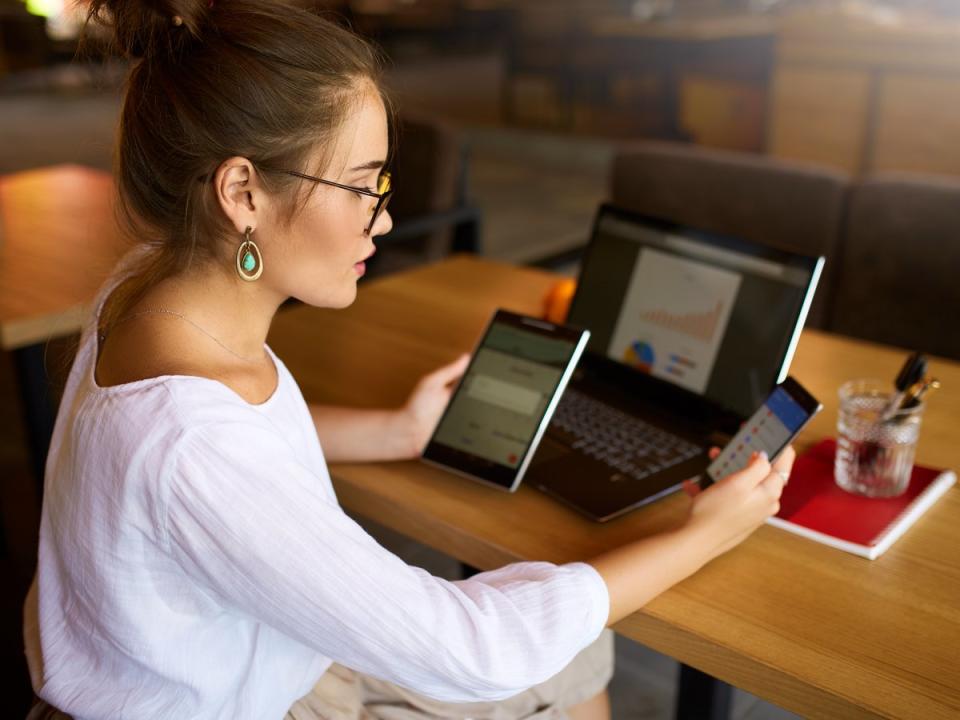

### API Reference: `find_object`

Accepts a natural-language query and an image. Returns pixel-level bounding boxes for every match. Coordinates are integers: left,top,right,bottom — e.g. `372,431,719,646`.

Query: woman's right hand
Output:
682,446,795,562
589,445,796,624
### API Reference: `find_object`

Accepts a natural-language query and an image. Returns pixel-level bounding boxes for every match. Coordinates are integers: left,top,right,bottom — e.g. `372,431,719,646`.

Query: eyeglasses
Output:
282,169,393,236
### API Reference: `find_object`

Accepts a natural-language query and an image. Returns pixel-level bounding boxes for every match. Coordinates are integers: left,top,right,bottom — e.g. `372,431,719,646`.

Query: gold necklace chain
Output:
102,308,265,364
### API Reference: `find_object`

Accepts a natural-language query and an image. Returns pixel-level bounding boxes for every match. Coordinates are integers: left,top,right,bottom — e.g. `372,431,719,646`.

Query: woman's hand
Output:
588,444,795,624
682,445,795,562
309,355,468,463
398,354,470,457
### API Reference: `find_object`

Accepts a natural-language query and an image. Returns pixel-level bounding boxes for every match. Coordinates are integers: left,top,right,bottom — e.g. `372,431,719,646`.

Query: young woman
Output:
24,2,793,718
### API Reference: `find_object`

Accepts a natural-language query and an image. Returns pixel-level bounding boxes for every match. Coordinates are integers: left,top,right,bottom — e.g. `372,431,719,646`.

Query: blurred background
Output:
2,0,960,717
5,0,960,261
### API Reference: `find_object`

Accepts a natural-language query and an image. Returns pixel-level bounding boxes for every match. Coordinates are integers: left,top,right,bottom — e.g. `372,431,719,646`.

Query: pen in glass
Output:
901,378,941,411
880,352,927,421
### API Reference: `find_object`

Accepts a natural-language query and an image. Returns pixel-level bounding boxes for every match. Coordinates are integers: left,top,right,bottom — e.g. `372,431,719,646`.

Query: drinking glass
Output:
835,379,924,498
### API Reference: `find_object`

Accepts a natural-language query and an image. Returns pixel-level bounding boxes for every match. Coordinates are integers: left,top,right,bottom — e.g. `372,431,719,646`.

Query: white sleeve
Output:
163,420,610,703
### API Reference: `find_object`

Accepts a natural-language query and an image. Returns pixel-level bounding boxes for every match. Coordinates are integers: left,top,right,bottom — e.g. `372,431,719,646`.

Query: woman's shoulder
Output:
95,320,204,388
67,371,288,512
96,318,279,407
82,372,264,451
83,333,280,441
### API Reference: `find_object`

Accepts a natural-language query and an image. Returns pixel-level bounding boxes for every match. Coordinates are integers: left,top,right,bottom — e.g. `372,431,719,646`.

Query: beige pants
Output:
27,631,612,720
287,630,615,720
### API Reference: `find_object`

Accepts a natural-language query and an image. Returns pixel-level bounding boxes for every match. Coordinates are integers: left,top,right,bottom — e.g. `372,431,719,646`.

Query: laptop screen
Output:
568,206,823,419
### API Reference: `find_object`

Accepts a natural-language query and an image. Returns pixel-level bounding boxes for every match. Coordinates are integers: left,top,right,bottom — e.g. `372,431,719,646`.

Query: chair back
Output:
611,140,849,327
828,173,960,360
371,113,479,275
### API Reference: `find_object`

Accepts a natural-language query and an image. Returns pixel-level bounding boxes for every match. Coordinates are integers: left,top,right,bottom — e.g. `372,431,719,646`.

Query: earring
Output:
236,226,263,281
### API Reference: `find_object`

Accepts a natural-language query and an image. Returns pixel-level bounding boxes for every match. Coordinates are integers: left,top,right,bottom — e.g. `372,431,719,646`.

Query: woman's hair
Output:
87,0,384,331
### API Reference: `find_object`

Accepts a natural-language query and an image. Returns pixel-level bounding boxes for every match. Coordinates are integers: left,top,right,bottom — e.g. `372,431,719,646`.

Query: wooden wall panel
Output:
767,11,960,177
768,66,870,174
874,73,960,175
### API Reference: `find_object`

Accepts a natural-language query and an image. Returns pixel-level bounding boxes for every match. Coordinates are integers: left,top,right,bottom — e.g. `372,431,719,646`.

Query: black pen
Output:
880,352,927,421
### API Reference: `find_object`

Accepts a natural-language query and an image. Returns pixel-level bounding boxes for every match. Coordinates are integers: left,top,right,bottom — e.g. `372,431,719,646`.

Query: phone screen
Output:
706,377,821,483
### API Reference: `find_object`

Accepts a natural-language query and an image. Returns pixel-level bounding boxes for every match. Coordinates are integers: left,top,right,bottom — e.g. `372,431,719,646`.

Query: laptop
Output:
525,204,824,521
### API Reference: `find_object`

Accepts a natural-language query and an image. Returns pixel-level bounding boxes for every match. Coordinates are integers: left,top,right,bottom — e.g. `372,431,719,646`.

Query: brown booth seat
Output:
827,173,960,361
611,140,849,328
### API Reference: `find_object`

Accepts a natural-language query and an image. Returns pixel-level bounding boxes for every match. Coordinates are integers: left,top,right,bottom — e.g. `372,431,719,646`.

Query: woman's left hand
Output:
399,354,470,456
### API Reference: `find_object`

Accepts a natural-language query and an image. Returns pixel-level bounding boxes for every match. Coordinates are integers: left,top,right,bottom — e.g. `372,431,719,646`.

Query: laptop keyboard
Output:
550,389,702,481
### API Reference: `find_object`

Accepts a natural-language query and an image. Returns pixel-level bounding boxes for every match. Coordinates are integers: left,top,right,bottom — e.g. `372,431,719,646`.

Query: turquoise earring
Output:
236,226,263,281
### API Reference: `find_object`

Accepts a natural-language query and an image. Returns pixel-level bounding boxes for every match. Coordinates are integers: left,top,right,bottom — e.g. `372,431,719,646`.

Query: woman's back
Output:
25,275,335,718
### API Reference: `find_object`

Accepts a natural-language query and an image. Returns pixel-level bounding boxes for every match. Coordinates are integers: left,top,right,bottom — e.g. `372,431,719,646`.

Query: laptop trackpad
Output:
527,436,683,521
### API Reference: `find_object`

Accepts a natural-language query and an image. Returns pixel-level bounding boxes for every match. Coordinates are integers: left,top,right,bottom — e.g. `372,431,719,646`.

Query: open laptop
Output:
525,204,824,521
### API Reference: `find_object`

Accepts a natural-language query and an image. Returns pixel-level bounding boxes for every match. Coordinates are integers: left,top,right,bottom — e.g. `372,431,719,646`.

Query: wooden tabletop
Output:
268,256,960,720
0,165,129,350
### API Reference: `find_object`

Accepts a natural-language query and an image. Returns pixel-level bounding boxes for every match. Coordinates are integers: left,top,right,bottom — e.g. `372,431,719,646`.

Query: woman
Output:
24,2,793,718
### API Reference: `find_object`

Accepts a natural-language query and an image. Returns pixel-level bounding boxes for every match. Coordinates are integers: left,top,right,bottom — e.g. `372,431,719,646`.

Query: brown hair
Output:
87,0,384,331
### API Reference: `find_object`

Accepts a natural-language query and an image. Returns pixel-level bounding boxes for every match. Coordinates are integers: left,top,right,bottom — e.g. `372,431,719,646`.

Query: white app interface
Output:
432,323,575,468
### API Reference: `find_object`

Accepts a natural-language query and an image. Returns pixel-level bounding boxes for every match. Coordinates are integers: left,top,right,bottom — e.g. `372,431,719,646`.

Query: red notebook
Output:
766,438,956,559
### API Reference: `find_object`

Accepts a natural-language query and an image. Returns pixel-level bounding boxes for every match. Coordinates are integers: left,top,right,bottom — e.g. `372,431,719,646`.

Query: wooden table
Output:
0,165,129,484
268,256,960,720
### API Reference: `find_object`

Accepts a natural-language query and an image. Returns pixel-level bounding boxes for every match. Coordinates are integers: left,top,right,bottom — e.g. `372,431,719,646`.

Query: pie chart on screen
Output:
624,341,655,373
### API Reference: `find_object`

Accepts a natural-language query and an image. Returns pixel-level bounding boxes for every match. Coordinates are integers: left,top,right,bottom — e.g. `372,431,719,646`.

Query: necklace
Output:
102,308,266,364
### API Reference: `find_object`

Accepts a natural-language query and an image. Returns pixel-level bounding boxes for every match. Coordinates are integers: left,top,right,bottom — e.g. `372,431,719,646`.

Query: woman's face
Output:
265,84,393,308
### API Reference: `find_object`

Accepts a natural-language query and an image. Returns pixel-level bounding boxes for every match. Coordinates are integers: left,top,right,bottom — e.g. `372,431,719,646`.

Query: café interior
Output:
1,1,959,718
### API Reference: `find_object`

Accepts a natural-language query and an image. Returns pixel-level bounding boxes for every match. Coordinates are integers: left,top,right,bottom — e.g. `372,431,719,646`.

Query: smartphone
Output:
422,309,590,492
703,376,822,487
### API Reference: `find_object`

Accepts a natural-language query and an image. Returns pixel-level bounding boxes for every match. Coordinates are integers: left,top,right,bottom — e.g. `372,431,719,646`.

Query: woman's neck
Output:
138,262,287,362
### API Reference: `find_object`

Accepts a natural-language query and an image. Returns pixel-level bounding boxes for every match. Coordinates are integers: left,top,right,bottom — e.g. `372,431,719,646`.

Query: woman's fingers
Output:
771,445,796,483
759,468,786,506
425,354,470,388
729,451,771,489
757,448,793,510
682,478,702,498
708,446,721,460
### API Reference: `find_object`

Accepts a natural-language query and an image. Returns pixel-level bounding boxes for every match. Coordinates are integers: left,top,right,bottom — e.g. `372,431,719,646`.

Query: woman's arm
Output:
167,419,610,704
590,447,794,625
308,405,419,462
309,354,469,463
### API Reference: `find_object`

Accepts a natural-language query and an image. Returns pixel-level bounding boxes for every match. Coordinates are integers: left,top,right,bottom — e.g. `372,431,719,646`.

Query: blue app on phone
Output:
706,377,821,483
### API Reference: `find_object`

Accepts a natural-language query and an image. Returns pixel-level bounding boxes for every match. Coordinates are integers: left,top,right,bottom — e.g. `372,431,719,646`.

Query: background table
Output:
0,164,128,485
268,255,960,720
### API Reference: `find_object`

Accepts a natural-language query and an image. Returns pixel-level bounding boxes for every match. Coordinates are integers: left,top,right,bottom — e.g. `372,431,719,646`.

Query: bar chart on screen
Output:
639,299,724,343
610,247,742,393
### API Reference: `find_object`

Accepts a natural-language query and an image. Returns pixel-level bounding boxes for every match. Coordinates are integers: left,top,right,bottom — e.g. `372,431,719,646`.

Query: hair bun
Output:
88,0,208,58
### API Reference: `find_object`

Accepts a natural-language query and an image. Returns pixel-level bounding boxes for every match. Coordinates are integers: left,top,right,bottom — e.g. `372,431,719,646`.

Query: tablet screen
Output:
423,310,589,491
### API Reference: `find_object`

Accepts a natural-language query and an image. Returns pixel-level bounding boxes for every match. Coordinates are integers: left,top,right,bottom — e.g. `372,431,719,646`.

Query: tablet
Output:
422,310,590,492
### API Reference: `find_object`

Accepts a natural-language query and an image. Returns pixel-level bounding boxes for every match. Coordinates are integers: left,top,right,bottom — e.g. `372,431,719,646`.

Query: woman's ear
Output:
213,157,264,234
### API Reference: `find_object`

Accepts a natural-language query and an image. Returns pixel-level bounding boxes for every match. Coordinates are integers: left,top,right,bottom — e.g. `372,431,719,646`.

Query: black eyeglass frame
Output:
282,169,393,236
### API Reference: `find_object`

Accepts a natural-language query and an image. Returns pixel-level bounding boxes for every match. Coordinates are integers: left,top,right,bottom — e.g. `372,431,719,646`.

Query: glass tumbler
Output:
835,379,924,498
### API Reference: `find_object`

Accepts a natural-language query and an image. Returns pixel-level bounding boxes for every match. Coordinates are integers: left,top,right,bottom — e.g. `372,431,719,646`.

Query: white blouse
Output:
23,268,610,720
